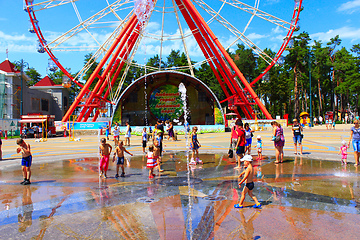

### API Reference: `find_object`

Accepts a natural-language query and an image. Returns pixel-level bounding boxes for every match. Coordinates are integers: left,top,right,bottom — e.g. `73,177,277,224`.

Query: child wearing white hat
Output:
234,155,261,209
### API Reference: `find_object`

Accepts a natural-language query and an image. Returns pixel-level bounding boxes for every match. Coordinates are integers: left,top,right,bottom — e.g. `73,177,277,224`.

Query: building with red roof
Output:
0,59,69,120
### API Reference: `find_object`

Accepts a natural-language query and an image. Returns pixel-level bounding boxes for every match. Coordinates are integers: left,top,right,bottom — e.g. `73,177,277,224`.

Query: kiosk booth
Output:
19,114,55,138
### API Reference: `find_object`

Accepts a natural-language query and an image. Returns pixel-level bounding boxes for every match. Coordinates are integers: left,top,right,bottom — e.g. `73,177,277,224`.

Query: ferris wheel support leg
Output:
197,41,252,119
95,24,141,106
78,18,138,122
93,110,100,122
176,0,254,119
82,23,141,122
68,16,137,122
180,0,256,119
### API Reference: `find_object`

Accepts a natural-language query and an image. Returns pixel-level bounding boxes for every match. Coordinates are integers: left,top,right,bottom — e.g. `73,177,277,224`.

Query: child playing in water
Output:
189,126,202,165
338,140,348,165
256,135,263,160
16,138,32,185
99,138,112,178
142,127,148,153
234,155,261,209
147,145,157,179
113,141,133,178
154,138,164,172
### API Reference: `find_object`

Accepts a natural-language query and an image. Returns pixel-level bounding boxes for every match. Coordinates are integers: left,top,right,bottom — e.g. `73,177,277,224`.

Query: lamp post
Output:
308,48,313,127
15,59,30,116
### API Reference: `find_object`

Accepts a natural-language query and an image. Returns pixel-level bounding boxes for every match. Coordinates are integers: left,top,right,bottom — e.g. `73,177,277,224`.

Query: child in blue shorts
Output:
16,139,32,185
113,141,133,178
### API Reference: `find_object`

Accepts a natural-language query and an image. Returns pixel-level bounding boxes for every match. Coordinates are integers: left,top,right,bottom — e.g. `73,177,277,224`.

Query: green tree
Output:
25,67,42,86
285,32,311,119
312,40,331,118
349,44,360,113
195,62,225,103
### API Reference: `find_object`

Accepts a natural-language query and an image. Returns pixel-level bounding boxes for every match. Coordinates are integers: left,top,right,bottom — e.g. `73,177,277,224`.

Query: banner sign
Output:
67,122,108,130
149,84,184,121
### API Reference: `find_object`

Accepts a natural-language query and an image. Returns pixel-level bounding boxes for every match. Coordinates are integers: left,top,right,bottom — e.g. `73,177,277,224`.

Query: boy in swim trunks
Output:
99,138,112,178
234,155,261,208
113,141,133,178
17,138,32,185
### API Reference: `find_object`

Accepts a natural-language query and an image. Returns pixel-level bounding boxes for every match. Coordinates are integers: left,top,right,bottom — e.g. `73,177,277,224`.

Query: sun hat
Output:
257,135,261,139
241,155,253,162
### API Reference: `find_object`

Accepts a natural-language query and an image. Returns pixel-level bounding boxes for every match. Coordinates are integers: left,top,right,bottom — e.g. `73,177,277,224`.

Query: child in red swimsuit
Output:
99,138,112,178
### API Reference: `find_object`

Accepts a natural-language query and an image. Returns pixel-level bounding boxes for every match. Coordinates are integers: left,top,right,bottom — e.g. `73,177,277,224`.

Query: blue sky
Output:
0,0,360,79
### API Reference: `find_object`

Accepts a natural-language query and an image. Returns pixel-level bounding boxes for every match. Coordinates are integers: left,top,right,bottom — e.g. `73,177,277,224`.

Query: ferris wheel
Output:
24,0,302,122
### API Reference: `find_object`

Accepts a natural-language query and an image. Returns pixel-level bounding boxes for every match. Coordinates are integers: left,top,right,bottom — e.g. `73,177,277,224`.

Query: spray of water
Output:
179,82,193,239
144,66,148,126
143,36,149,127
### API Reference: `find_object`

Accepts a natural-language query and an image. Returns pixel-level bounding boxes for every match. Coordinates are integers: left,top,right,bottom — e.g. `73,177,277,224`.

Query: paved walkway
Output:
0,124,355,170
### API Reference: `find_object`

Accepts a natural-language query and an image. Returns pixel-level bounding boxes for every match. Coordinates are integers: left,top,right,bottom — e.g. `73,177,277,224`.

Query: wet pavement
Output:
1,152,359,239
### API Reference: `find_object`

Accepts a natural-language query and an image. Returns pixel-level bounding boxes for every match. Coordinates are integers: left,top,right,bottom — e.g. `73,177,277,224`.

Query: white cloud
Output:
0,31,37,53
265,0,280,5
272,26,284,34
338,0,360,13
311,26,360,43
0,31,33,42
246,33,268,40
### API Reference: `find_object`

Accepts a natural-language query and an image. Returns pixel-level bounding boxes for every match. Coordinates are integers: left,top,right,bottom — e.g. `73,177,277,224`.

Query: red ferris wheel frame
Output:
24,0,302,122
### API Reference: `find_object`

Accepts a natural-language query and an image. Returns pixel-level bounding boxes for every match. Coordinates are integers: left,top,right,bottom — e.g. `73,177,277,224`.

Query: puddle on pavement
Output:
0,153,359,239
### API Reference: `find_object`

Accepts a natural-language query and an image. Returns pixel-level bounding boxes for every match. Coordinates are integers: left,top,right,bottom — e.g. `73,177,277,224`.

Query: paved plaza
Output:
0,125,359,239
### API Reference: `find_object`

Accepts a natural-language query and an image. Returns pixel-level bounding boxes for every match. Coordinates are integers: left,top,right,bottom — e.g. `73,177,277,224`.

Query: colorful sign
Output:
149,84,184,121
67,122,108,130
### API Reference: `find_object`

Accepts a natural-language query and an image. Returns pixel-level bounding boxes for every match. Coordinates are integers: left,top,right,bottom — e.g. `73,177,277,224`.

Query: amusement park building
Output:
0,59,69,120
112,71,224,126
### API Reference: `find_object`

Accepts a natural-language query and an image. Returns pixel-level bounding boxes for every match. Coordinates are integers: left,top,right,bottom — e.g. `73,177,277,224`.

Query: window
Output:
41,99,49,111
63,96,68,108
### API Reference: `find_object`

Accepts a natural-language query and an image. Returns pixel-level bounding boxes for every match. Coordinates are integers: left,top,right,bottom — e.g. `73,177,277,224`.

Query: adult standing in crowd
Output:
271,121,285,164
167,121,175,141
229,119,241,161
157,120,164,133
124,121,131,146
348,119,360,166
235,121,246,169
292,119,303,155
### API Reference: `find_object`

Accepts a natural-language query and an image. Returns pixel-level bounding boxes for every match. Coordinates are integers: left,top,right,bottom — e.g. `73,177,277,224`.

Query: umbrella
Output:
299,112,309,117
